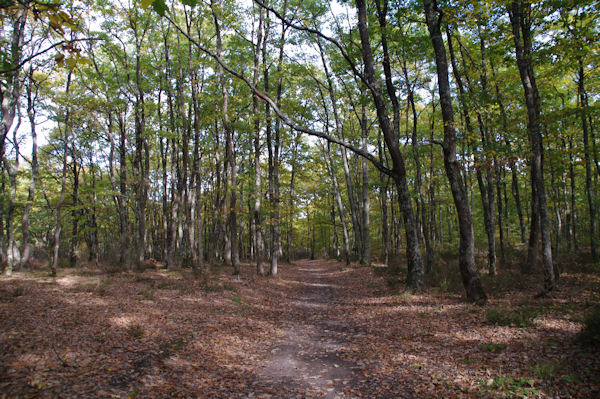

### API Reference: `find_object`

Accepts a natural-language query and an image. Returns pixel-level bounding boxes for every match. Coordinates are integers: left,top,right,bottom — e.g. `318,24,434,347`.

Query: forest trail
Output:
259,260,358,398
1,259,597,398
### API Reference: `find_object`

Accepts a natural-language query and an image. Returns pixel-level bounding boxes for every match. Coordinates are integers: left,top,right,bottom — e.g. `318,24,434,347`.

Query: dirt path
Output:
259,260,360,398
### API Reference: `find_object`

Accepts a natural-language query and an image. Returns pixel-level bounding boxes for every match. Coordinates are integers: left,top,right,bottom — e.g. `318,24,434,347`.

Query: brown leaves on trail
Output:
0,260,599,398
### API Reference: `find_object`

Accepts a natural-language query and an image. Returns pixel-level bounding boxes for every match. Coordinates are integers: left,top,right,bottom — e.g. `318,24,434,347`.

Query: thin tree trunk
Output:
286,133,300,263
326,142,351,265
568,137,577,250
253,6,266,275
360,103,370,266
192,67,205,272
50,70,73,277
400,45,431,273
20,69,39,268
496,169,506,267
491,57,526,243
270,2,287,276
69,155,79,267
5,118,19,275
578,62,598,262
117,112,129,266
212,1,239,275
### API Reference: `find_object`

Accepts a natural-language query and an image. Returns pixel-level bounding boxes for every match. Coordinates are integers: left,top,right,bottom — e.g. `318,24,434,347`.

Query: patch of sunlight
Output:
14,353,44,369
56,275,99,288
535,318,582,333
110,315,137,328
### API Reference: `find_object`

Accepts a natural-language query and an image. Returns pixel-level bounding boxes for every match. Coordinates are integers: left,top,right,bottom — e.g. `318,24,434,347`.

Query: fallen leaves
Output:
0,260,599,398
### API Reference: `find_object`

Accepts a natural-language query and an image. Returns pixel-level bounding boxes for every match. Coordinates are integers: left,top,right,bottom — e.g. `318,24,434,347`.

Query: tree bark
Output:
212,0,239,275
578,62,598,262
356,0,424,292
509,0,555,292
252,6,266,275
1,7,27,270
423,0,486,303
360,103,370,266
51,70,73,277
490,57,526,244
69,152,79,267
20,68,39,268
325,142,351,265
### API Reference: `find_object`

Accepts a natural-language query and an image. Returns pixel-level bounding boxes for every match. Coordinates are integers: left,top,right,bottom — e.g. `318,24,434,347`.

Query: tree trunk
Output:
568,137,577,251
270,3,287,276
1,7,27,271
423,0,486,303
20,69,39,268
326,142,351,265
491,58,526,244
509,0,555,292
117,112,129,266
212,1,239,275
578,62,598,262
360,103,370,266
356,0,424,292
51,70,73,277
69,155,79,267
253,7,266,275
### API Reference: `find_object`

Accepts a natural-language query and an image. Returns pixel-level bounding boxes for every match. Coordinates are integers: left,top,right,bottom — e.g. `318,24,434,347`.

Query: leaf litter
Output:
0,259,598,398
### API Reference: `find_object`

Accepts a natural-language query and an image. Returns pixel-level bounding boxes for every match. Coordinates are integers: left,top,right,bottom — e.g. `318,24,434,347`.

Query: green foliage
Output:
11,286,24,297
583,306,600,343
230,293,242,305
479,376,539,398
127,324,145,340
485,307,538,328
531,359,561,380
151,0,168,16
479,342,506,353
137,288,154,300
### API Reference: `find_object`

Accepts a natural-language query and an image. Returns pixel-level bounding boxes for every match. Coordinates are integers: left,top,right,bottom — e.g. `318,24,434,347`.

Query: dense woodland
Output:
1,0,599,301
2,1,600,397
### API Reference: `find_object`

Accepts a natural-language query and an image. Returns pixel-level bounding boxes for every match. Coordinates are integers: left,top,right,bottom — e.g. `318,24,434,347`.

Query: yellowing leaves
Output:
140,0,155,9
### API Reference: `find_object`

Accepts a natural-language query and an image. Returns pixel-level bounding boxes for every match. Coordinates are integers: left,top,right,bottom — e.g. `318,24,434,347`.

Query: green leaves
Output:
140,0,167,16
140,0,154,8
180,0,197,7
151,0,168,17
140,0,196,17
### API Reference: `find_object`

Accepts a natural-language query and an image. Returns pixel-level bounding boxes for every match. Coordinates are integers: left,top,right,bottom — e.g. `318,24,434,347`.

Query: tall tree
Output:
509,0,555,292
423,0,486,303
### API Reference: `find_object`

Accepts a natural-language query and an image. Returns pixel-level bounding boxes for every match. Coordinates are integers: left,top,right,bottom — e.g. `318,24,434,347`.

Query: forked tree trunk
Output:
509,0,555,292
424,0,486,303
356,0,424,292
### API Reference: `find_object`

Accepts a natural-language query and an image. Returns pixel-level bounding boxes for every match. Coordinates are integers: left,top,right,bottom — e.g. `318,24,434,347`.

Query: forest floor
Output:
1,257,599,398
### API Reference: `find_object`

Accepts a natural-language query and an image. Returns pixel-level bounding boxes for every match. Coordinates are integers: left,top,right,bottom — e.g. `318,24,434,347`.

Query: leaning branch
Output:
164,13,394,178
0,37,102,75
